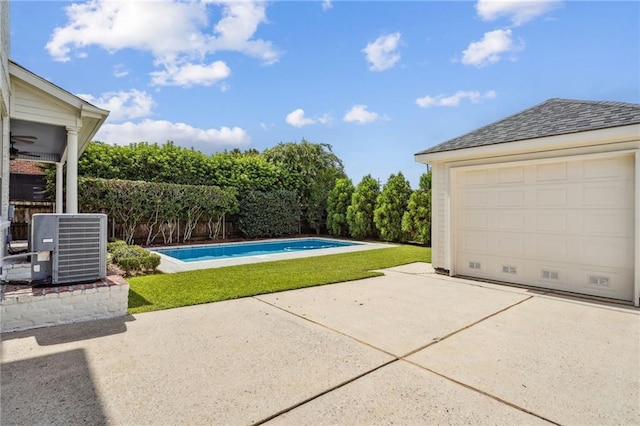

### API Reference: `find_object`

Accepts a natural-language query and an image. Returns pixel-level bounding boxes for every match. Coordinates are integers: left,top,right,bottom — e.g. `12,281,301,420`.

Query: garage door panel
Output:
582,156,633,180
535,213,568,232
536,237,568,260
497,234,524,256
455,154,634,301
460,231,489,252
536,187,568,206
461,190,489,207
498,212,524,230
536,162,568,181
498,166,525,183
582,210,634,236
462,169,489,185
581,237,634,269
582,182,632,207
498,189,525,207
466,212,489,229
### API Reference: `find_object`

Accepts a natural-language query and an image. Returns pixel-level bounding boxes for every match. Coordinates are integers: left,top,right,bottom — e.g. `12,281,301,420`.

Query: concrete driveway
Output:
2,263,638,425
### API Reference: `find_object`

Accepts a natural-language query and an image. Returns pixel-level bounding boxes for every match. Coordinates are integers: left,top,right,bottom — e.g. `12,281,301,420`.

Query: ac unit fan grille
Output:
56,216,106,283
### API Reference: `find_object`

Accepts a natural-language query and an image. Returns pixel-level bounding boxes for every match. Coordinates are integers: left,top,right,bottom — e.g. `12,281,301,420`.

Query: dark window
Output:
10,173,48,202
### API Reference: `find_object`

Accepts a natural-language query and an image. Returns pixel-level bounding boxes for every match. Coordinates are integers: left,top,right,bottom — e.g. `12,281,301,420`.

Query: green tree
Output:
326,177,355,237
374,172,412,242
263,139,345,232
346,175,380,239
402,171,432,245
306,169,336,235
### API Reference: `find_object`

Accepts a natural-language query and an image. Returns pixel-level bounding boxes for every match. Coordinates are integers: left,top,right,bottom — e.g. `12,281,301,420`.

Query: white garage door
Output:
455,154,635,301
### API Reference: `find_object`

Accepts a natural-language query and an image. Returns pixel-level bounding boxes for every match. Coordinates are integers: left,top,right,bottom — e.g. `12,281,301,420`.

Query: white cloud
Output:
461,28,523,67
46,1,208,61
94,119,250,150
77,89,155,122
285,108,332,128
322,1,333,11
476,0,561,26
113,64,129,78
362,32,402,71
208,1,280,65
286,109,315,128
150,61,231,87
46,0,280,87
416,90,497,108
343,105,382,124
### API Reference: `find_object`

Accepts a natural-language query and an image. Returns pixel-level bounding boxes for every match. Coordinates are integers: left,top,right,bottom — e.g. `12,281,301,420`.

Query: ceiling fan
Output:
9,133,41,159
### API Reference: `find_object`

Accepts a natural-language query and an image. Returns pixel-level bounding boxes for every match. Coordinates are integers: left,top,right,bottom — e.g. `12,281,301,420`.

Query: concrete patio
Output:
1,263,638,425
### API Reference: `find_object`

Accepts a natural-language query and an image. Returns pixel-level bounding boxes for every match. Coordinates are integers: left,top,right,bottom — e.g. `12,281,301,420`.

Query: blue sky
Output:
9,0,640,187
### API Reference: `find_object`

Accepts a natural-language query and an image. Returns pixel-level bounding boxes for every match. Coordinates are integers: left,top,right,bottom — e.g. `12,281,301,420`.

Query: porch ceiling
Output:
10,119,66,162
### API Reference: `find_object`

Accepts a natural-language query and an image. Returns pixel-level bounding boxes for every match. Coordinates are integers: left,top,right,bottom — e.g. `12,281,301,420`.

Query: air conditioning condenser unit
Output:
30,213,107,284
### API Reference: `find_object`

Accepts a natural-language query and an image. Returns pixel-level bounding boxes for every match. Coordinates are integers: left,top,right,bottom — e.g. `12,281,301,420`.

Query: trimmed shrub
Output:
107,240,161,275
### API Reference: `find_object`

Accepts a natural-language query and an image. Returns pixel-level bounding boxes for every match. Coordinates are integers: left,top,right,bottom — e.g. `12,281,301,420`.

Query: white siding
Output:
431,161,447,270
10,80,78,126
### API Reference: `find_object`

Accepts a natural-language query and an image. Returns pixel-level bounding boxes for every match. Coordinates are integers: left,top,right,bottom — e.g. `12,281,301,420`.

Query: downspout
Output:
1,116,9,222
0,116,10,279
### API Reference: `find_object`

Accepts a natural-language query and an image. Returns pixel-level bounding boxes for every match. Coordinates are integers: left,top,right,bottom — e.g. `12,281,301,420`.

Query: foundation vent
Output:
502,265,517,274
589,275,610,287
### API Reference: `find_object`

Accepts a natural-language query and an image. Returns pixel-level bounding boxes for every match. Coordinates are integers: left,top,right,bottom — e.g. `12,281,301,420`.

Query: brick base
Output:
1,275,130,333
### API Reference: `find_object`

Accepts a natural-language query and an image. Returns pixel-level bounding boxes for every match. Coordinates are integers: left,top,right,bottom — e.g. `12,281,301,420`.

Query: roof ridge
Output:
416,98,640,156
546,98,640,108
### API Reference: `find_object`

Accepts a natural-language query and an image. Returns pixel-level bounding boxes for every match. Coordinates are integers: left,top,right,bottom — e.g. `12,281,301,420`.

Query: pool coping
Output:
149,237,395,273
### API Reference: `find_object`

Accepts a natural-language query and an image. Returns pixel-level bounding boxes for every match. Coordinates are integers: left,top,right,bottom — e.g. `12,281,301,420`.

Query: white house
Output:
0,1,109,275
415,99,640,306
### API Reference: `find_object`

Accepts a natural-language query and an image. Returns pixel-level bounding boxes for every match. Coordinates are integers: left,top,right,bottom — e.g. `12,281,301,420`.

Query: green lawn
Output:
127,244,431,314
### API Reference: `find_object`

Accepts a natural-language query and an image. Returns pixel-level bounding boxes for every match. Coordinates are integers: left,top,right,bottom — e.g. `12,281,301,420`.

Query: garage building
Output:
415,98,640,305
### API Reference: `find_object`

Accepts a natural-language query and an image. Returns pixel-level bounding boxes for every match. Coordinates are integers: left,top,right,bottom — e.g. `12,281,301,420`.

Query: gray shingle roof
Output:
416,98,640,155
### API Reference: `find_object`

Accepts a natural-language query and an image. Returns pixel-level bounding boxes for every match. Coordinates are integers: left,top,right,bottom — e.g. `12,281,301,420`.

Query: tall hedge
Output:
75,141,296,193
238,190,301,238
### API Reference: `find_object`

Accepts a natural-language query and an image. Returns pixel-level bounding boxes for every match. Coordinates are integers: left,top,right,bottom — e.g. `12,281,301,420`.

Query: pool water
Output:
154,238,360,263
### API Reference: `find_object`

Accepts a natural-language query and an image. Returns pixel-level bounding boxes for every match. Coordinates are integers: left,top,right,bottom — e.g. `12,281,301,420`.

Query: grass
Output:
127,244,431,314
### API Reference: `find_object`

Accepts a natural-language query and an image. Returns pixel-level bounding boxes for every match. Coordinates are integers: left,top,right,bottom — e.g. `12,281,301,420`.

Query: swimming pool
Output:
155,238,360,262
152,237,391,273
